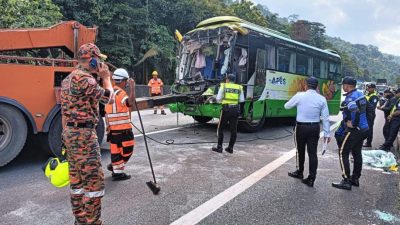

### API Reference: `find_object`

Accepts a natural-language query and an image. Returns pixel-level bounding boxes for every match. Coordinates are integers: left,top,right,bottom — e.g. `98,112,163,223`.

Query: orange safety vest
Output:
148,78,163,94
105,86,133,131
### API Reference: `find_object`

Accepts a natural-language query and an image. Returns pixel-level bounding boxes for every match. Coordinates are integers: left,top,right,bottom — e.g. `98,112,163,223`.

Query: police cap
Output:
226,74,236,81
342,76,357,86
366,83,376,88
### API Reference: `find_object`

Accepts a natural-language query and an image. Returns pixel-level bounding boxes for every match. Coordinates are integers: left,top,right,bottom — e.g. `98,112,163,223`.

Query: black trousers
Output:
217,106,239,148
383,118,400,148
295,123,320,178
383,118,390,141
339,129,368,179
365,115,375,145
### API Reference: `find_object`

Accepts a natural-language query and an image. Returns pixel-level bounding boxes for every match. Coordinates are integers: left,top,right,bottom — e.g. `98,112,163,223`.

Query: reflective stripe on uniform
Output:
106,112,130,118
339,132,351,178
121,96,128,105
84,190,105,198
71,188,84,195
108,119,131,126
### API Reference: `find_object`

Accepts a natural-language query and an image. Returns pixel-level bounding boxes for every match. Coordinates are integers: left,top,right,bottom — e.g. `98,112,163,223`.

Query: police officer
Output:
105,68,136,181
363,83,379,147
379,88,400,151
212,74,245,154
378,90,395,141
284,77,331,187
332,77,369,190
61,43,113,225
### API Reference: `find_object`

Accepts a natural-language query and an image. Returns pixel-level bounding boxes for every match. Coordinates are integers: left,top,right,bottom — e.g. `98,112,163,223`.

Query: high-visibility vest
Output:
105,86,132,131
390,98,400,115
365,91,377,101
148,78,163,94
221,83,243,105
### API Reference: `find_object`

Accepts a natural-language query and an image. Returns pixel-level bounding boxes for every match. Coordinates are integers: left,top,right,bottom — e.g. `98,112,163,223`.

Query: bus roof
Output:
193,16,341,59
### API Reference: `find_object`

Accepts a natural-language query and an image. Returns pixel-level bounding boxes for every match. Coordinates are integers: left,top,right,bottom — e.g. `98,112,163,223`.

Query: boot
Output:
112,172,131,181
161,110,166,115
332,178,352,190
288,170,304,179
225,146,233,154
107,163,113,172
154,109,157,114
363,142,372,147
212,145,222,153
350,176,359,187
301,176,315,187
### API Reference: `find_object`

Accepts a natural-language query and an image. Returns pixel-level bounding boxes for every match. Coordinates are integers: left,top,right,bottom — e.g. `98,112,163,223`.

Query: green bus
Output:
169,16,342,132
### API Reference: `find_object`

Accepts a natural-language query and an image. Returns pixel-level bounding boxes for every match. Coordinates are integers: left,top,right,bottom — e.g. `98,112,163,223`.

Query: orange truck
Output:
0,21,103,166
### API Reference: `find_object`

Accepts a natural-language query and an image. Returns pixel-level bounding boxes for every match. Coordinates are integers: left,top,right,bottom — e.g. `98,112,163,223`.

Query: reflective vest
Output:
365,91,378,101
221,83,243,105
148,78,163,94
390,98,400,115
105,86,132,131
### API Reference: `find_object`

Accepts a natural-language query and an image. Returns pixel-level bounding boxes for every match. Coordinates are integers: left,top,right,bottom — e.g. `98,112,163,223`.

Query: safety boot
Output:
301,176,315,187
288,170,304,179
107,163,113,172
332,178,352,190
112,172,131,181
161,110,166,115
212,145,223,153
225,147,233,154
154,109,157,114
363,142,372,148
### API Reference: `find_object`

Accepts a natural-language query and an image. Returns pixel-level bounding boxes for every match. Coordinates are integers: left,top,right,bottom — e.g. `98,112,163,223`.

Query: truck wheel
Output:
42,113,105,157
0,104,28,166
238,117,266,133
193,116,213,124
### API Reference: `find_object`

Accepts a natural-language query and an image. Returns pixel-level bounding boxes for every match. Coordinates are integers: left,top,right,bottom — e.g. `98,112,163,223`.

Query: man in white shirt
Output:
284,77,331,187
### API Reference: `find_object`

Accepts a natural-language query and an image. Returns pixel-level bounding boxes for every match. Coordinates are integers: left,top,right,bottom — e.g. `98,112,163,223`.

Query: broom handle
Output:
134,99,157,184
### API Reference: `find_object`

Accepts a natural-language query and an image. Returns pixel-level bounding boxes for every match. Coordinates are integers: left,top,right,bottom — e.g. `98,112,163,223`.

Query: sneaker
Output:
332,179,352,190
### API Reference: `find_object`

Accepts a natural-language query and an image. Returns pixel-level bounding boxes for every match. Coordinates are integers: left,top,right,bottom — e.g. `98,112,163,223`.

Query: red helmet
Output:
77,43,107,60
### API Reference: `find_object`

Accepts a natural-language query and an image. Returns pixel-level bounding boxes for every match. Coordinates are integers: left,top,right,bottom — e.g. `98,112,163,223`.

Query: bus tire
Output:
193,116,213,124
41,113,105,157
0,104,28,167
238,116,266,133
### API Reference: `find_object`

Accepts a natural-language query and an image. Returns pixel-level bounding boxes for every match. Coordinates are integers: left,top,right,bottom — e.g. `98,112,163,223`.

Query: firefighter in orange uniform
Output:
148,70,166,115
105,68,135,181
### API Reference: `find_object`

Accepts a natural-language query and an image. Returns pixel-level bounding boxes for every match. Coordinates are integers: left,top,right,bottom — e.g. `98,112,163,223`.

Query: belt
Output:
296,122,320,126
222,104,239,108
66,122,95,129
110,129,132,135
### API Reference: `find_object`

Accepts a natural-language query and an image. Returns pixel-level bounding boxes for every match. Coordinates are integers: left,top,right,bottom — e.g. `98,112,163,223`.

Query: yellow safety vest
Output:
390,98,400,115
365,91,377,101
220,83,243,105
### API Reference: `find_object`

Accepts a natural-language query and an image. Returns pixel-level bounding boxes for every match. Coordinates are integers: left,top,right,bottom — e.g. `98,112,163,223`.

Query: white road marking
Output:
134,126,185,138
170,121,340,225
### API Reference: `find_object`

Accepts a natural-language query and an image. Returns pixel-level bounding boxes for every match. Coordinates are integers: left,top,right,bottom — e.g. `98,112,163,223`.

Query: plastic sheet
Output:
362,150,397,168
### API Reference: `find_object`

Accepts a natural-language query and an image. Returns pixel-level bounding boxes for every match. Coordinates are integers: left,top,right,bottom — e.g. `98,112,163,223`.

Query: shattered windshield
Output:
177,28,236,82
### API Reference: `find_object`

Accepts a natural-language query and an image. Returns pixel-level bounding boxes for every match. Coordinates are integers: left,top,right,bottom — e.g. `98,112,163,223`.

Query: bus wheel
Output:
0,104,28,166
238,117,266,133
41,113,105,157
193,116,213,124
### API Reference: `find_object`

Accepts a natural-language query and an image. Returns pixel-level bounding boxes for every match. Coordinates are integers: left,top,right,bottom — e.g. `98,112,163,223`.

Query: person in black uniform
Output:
363,83,379,147
379,88,400,151
212,74,245,154
378,90,395,141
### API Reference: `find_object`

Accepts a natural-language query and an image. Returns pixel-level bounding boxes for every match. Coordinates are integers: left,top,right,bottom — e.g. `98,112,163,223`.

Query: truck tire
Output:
238,117,266,133
42,113,105,157
0,104,28,166
193,116,213,124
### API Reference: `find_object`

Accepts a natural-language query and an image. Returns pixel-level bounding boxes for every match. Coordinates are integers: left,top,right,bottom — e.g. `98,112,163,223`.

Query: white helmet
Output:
112,68,129,81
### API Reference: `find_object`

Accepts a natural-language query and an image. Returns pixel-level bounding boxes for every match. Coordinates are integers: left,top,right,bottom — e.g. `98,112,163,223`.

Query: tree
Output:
0,0,62,28
229,1,268,27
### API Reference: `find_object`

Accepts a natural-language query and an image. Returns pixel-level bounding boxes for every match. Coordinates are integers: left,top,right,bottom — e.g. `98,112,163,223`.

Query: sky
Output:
253,0,400,56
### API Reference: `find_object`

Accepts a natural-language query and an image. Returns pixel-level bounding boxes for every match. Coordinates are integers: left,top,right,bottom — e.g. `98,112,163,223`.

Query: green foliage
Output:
229,1,268,27
0,0,62,28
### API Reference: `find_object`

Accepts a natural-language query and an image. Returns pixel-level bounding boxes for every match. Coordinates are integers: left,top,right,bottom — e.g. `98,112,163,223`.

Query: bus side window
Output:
254,48,267,97
328,62,341,80
266,45,275,69
313,57,321,78
233,47,248,84
320,60,328,79
278,47,296,73
296,53,312,75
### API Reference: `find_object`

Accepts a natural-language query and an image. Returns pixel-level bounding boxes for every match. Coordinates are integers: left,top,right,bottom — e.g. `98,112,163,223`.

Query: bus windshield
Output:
177,27,236,81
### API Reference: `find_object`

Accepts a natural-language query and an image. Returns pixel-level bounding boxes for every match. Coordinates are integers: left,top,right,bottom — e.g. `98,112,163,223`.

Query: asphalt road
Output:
0,109,399,225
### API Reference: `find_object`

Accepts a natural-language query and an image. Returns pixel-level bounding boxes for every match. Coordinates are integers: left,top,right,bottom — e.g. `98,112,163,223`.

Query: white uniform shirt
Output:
284,89,330,137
